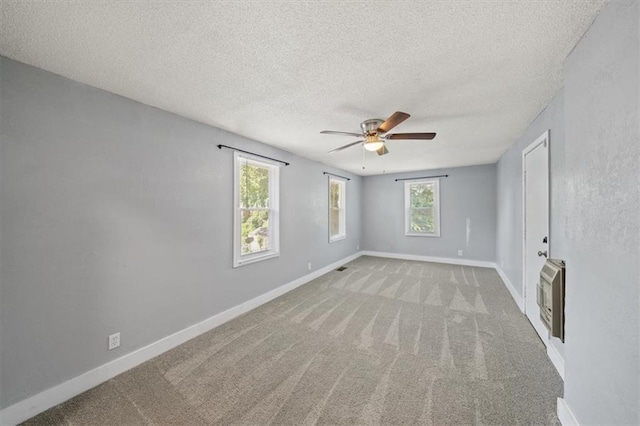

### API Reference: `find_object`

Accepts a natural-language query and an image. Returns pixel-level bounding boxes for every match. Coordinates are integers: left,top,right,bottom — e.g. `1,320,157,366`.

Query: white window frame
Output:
233,152,280,267
404,179,441,237
328,176,347,242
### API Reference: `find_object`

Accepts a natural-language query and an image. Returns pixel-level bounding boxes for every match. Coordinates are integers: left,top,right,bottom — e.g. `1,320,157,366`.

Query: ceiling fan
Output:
321,111,436,156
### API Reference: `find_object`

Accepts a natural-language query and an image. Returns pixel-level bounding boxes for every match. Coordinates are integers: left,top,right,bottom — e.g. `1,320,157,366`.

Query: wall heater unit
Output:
537,259,566,342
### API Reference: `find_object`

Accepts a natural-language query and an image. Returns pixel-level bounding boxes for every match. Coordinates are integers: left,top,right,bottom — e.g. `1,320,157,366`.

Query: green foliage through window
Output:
409,182,435,234
239,161,269,208
239,160,271,254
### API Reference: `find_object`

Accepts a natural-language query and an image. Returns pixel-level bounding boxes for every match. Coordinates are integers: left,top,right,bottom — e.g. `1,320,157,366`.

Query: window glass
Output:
405,179,440,237
329,177,346,242
234,153,280,267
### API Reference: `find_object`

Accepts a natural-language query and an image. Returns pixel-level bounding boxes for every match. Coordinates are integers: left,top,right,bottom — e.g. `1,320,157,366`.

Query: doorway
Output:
522,130,550,342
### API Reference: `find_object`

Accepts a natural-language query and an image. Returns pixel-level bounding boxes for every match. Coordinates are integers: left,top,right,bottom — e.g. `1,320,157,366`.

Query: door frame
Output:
521,130,550,319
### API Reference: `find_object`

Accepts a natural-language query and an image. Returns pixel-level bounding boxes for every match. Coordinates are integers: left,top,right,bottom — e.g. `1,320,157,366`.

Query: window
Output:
329,176,346,242
405,179,440,237
233,152,280,267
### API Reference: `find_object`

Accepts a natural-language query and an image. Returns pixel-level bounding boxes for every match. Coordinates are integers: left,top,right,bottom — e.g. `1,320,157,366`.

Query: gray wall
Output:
362,164,496,262
562,0,639,423
495,90,566,355
0,56,362,409
496,0,639,423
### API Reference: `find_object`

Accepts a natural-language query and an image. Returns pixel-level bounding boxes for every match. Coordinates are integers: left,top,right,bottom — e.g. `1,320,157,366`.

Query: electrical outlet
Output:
357,244,360,250
458,250,463,256
108,332,120,350
307,262,312,271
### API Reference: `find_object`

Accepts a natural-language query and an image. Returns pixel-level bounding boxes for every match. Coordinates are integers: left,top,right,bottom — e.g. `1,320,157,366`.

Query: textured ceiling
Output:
0,1,605,176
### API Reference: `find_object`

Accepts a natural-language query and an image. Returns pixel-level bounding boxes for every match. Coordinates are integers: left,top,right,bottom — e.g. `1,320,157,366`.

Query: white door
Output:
523,131,550,342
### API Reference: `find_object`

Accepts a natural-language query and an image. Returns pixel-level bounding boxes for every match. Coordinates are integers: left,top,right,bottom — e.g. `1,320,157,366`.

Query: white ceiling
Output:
0,1,605,176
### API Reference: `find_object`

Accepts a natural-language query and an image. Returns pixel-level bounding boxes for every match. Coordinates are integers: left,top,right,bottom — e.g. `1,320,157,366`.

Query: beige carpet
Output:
25,256,563,425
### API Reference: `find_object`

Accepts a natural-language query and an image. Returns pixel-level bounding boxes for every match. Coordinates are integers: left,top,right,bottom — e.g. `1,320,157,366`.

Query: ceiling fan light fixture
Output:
321,111,436,155
364,135,385,152
364,141,385,152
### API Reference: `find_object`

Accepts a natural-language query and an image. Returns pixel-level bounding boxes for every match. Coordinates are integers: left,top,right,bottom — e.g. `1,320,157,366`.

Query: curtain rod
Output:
217,144,290,166
323,172,351,181
395,174,448,181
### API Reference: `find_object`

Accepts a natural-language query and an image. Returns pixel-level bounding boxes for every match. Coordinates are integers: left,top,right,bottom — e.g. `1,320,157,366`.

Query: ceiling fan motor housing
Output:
361,119,385,135
323,111,434,155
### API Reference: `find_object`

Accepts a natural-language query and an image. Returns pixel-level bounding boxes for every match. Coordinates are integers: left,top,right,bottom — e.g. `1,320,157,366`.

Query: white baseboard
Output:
494,264,524,312
547,342,565,380
0,252,363,426
361,250,495,268
557,398,579,426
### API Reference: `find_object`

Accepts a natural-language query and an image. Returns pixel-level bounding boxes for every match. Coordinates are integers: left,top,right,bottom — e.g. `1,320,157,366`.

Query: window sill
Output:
405,232,441,238
233,251,280,268
329,235,346,243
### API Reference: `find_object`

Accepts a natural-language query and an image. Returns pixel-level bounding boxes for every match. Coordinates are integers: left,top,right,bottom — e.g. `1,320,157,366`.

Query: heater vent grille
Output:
537,259,565,342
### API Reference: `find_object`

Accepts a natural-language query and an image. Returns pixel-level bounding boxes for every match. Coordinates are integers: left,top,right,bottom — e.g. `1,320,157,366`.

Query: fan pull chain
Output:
362,144,366,170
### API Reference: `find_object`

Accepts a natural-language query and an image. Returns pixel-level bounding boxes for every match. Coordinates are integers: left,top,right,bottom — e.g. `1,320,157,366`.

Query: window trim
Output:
233,151,280,268
328,176,347,243
404,178,441,238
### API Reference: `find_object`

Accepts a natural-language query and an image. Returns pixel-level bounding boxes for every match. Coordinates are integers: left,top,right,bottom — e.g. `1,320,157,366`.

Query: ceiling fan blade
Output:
377,111,410,133
328,140,363,153
376,145,389,156
386,132,436,140
320,130,363,137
